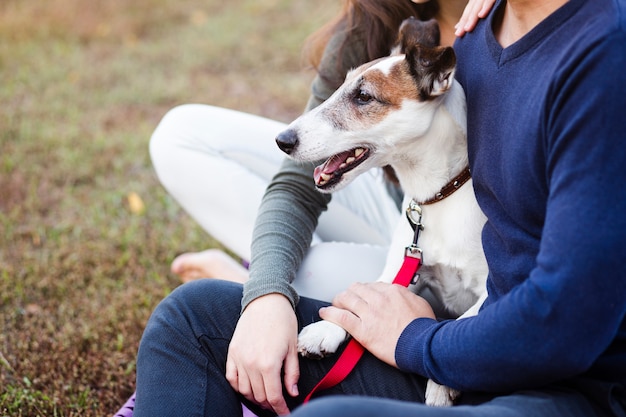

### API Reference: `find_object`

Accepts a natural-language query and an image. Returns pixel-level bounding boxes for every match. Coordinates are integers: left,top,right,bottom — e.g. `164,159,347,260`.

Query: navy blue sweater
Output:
395,0,626,392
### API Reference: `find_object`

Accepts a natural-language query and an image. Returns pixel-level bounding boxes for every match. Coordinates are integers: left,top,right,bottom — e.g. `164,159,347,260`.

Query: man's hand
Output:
319,282,435,367
226,294,299,415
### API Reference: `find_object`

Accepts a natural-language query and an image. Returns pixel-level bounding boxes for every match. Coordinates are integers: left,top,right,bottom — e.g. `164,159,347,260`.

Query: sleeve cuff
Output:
395,317,440,375
241,276,299,312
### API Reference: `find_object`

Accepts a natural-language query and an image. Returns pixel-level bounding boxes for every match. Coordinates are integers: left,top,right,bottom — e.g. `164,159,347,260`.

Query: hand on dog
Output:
319,282,435,368
226,294,299,415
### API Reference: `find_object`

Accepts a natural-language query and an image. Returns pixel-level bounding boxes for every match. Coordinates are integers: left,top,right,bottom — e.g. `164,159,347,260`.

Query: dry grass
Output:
0,0,338,415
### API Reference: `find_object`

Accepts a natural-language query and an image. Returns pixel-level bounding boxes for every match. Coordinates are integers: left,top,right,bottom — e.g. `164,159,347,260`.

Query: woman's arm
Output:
227,27,371,415
243,28,370,309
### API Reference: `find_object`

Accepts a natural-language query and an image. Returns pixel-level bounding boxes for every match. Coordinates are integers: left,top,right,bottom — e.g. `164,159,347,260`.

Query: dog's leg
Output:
424,292,486,406
297,320,349,359
297,214,412,358
424,324,464,407
425,380,461,407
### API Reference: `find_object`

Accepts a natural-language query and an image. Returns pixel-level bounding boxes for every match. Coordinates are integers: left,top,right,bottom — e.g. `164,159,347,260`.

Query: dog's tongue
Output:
313,151,352,185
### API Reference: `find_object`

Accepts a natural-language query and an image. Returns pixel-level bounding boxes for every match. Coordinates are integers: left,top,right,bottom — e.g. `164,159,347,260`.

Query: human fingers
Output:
318,305,361,338
455,0,481,37
227,294,297,412
225,356,239,391
333,281,435,318
228,350,288,413
248,367,273,412
455,0,496,37
261,366,291,415
242,346,290,414
283,344,300,399
226,357,256,404
321,283,435,366
477,0,496,17
331,282,373,316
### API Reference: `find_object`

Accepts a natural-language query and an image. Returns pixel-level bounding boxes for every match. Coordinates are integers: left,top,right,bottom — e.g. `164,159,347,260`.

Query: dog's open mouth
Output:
313,147,370,189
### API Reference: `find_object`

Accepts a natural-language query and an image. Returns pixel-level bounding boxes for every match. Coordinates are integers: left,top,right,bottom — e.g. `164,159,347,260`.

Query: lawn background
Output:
0,0,338,415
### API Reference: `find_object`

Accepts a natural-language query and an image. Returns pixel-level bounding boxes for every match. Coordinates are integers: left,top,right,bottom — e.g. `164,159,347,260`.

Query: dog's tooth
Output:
320,173,331,182
345,157,355,164
340,163,347,169
354,148,364,157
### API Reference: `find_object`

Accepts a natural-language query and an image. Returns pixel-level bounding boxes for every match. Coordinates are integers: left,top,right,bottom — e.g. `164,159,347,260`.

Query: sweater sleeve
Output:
395,27,626,391
242,158,329,310
242,29,370,310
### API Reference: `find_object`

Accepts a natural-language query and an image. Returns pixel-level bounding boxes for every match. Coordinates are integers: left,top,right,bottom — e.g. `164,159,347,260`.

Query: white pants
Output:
150,104,401,301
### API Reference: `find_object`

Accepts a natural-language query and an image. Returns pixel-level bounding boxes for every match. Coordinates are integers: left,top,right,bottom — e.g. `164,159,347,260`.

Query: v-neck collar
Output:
485,0,586,67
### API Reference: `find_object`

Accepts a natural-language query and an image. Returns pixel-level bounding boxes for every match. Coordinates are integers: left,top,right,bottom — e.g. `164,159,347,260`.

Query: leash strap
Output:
303,250,422,402
302,178,467,401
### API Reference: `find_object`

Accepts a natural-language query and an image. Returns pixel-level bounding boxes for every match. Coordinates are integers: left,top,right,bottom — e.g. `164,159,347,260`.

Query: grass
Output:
0,0,338,414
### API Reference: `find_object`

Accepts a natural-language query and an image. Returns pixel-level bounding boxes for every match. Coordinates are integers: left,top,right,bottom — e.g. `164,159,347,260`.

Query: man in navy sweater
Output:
292,0,626,415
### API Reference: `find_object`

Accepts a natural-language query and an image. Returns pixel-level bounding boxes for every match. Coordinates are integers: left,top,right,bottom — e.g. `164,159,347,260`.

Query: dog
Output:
275,18,488,407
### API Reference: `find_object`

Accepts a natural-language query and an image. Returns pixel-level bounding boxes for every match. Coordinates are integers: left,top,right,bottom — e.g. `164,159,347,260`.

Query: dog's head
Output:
276,18,458,192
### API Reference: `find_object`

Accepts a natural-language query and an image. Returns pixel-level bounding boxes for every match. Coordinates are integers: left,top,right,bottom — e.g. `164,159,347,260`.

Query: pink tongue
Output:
313,165,324,184
313,151,352,184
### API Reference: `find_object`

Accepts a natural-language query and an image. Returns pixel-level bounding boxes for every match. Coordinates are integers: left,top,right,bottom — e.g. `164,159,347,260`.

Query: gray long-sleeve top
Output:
242,28,370,311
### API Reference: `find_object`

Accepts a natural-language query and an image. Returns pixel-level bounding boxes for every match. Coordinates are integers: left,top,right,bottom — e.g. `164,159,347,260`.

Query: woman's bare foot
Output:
171,249,249,284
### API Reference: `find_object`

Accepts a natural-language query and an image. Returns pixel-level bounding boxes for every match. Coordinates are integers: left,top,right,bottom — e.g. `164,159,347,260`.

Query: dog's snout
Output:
276,129,299,155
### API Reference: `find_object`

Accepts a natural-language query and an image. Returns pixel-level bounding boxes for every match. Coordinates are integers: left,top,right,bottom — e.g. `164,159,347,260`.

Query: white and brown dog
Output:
275,18,488,407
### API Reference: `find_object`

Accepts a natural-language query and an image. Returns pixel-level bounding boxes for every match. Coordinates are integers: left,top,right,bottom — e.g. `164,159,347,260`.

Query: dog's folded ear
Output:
397,17,440,52
406,44,456,99
394,17,456,100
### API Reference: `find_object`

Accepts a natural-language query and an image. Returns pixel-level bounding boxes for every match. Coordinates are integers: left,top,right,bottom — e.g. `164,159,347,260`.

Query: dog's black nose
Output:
276,129,299,155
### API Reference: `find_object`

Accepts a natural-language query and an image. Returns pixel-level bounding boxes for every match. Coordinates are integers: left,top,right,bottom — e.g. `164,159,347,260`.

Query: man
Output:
290,0,626,415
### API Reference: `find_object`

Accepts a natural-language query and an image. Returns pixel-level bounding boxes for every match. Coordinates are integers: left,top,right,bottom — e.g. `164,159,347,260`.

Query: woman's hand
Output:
455,0,496,37
226,294,299,415
319,282,435,367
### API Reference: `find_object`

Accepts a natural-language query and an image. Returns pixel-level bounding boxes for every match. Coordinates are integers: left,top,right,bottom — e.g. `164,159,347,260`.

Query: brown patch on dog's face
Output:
282,18,459,192
321,57,420,131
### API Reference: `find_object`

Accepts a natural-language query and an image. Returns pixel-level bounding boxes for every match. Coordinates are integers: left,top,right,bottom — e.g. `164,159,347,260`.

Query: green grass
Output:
0,0,338,414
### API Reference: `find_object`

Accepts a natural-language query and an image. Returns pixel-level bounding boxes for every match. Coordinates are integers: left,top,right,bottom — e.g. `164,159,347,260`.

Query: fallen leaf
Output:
127,192,145,215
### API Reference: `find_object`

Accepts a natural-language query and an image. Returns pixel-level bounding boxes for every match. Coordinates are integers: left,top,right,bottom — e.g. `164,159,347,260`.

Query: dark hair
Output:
303,0,439,74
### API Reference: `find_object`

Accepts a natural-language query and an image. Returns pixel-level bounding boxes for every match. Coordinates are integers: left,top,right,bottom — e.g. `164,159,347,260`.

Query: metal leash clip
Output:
405,199,424,284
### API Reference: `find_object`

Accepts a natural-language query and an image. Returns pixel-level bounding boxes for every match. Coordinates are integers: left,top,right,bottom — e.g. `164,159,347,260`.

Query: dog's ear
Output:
396,17,440,53
405,44,456,99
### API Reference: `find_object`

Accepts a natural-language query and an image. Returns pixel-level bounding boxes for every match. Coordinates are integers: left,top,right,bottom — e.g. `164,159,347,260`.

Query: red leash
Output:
303,201,424,402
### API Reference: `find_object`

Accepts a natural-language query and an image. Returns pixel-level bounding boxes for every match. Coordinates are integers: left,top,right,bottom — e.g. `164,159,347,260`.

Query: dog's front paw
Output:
425,379,460,407
297,321,349,359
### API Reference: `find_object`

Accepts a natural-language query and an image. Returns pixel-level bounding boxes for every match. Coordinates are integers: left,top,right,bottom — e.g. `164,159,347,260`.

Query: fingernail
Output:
292,384,299,396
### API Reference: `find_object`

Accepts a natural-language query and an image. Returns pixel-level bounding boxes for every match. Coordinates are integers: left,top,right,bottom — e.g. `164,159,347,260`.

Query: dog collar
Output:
419,166,471,205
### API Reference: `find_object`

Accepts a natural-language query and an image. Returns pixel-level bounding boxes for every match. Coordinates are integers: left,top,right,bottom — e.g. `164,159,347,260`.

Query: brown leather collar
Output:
419,166,471,205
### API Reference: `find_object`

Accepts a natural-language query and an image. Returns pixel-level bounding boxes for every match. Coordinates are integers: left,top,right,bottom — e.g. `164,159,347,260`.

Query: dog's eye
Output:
356,90,373,104
420,57,433,67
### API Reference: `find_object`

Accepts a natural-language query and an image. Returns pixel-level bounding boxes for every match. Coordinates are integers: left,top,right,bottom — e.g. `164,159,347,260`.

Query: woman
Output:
128,1,494,416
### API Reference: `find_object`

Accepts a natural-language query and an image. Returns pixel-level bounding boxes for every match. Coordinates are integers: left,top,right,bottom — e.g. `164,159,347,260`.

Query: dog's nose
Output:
276,129,299,155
